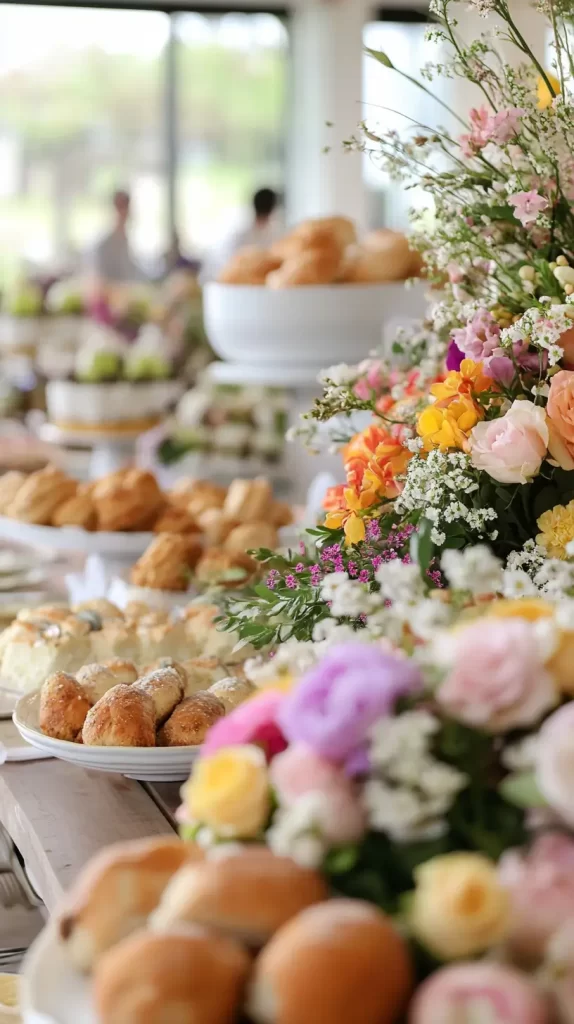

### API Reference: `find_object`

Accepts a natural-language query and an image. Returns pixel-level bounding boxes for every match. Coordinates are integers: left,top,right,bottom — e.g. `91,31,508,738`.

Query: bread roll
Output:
134,667,185,725
153,505,200,535
267,249,341,288
94,469,164,532
131,534,192,592
194,549,256,588
82,684,156,748
40,671,92,742
295,216,357,250
208,676,254,712
350,230,414,282
77,660,138,703
247,899,413,1024
58,837,199,971
195,507,237,545
270,501,293,528
52,492,97,530
7,465,76,525
94,926,250,1024
142,657,188,691
224,521,278,556
223,478,273,523
218,246,281,285
0,471,25,513
181,657,227,697
152,847,328,947
158,692,225,747
73,599,124,622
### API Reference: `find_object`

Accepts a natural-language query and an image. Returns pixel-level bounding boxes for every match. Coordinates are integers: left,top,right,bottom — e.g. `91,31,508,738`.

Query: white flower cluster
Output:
501,305,574,367
245,640,318,686
320,573,380,619
267,792,333,870
395,451,498,545
441,545,503,596
363,711,467,842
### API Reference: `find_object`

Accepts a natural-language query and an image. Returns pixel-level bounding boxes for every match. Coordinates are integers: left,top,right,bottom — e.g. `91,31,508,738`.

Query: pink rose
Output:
409,963,550,1024
537,703,574,827
469,400,549,483
270,743,366,845
545,920,574,1024
547,370,574,468
202,690,287,760
499,833,574,967
437,618,556,733
508,190,550,227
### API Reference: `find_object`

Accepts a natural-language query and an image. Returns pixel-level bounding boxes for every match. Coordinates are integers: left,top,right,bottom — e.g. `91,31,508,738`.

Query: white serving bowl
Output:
203,281,427,368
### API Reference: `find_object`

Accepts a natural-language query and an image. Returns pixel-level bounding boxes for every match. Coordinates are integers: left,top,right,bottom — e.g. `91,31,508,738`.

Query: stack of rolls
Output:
55,839,413,1024
217,216,423,288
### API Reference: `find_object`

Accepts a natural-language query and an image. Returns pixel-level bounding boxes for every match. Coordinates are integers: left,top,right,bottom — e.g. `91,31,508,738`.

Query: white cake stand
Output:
38,422,146,480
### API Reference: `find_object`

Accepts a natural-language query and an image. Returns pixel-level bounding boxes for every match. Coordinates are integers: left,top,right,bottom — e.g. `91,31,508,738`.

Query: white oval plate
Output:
0,518,153,560
13,692,201,782
22,925,93,1024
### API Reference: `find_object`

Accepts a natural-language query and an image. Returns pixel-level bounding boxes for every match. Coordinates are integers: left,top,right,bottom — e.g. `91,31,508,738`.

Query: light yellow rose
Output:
410,853,510,960
182,744,270,839
487,598,553,623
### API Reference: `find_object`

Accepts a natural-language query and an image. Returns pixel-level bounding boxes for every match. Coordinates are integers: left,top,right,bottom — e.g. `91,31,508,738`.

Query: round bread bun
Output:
208,676,254,712
224,521,278,557
293,216,357,250
40,671,92,742
142,657,188,691
94,926,250,1024
58,837,201,972
158,691,225,747
77,661,138,704
134,667,185,725
218,247,282,286
82,684,156,748
151,847,328,947
354,230,414,281
247,899,413,1024
267,248,341,288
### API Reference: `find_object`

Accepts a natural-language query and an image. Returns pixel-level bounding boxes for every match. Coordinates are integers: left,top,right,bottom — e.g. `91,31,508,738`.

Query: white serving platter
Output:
13,692,201,782
0,517,153,560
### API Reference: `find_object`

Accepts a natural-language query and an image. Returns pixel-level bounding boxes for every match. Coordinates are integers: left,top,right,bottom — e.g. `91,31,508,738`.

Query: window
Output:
0,5,289,286
363,15,443,231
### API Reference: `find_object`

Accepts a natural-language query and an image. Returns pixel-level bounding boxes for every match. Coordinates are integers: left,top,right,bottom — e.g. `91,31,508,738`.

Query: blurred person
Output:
87,189,145,286
201,187,282,282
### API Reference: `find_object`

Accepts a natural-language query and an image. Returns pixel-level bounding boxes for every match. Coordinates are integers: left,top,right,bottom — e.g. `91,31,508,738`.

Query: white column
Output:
287,0,371,230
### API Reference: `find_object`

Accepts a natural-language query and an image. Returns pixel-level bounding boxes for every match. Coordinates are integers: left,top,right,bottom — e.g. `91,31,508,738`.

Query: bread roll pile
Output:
57,840,413,1024
39,656,254,747
218,216,422,288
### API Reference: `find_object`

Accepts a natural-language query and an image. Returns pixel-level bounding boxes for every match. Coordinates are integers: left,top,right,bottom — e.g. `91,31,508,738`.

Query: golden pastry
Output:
223,477,273,523
40,671,93,742
224,521,278,556
158,691,225,746
131,534,192,592
142,657,188,691
181,657,227,697
294,215,357,250
82,684,156,747
94,469,164,533
267,248,342,288
152,505,200,535
6,465,77,525
166,477,197,509
218,246,282,285
123,600,154,624
134,667,185,725
73,599,124,621
185,481,227,518
0,471,26,514
18,604,70,625
58,836,200,971
77,660,138,704
195,549,257,588
52,492,97,530
209,675,254,711
195,507,237,545
270,500,294,528
94,927,250,1024
350,230,414,282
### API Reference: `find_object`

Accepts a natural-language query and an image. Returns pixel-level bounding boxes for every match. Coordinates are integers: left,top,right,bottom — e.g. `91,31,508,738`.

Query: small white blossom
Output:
502,735,540,773
376,560,426,604
501,568,539,598
441,545,503,596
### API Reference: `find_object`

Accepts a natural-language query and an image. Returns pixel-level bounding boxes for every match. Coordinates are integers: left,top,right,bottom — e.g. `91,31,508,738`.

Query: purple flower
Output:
446,339,465,371
452,308,501,362
366,519,381,541
487,355,515,386
295,563,305,573
347,561,358,577
277,644,422,774
358,569,370,583
266,569,280,590
285,574,297,589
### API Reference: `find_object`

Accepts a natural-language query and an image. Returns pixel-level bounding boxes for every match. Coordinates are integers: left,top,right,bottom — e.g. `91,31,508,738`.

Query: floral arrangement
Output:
178,1,574,1018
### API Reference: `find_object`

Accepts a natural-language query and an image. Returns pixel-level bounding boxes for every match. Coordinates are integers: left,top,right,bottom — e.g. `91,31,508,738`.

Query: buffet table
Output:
0,720,180,913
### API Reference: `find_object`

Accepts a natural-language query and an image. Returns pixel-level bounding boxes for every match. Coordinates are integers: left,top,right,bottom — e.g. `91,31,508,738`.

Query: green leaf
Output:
364,46,394,69
411,517,434,573
499,771,547,809
324,845,360,875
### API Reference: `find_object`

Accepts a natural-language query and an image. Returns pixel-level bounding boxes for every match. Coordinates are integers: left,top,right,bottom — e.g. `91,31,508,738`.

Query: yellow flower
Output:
538,72,561,110
417,396,481,452
536,500,574,559
487,598,553,622
256,675,295,695
325,485,379,545
410,853,510,961
431,360,492,404
182,744,270,839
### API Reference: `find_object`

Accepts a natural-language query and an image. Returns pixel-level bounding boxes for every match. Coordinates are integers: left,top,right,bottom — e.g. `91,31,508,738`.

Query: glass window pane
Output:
0,4,169,287
174,11,289,257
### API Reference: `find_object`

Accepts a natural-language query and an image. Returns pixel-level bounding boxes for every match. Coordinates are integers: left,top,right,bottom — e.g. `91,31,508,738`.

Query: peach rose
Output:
559,325,574,370
547,370,574,469
469,400,548,484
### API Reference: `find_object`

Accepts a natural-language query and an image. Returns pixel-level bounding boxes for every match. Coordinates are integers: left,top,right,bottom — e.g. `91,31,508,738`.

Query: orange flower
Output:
324,486,380,545
431,359,493,404
322,484,346,513
417,395,482,452
343,423,395,491
363,439,413,499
